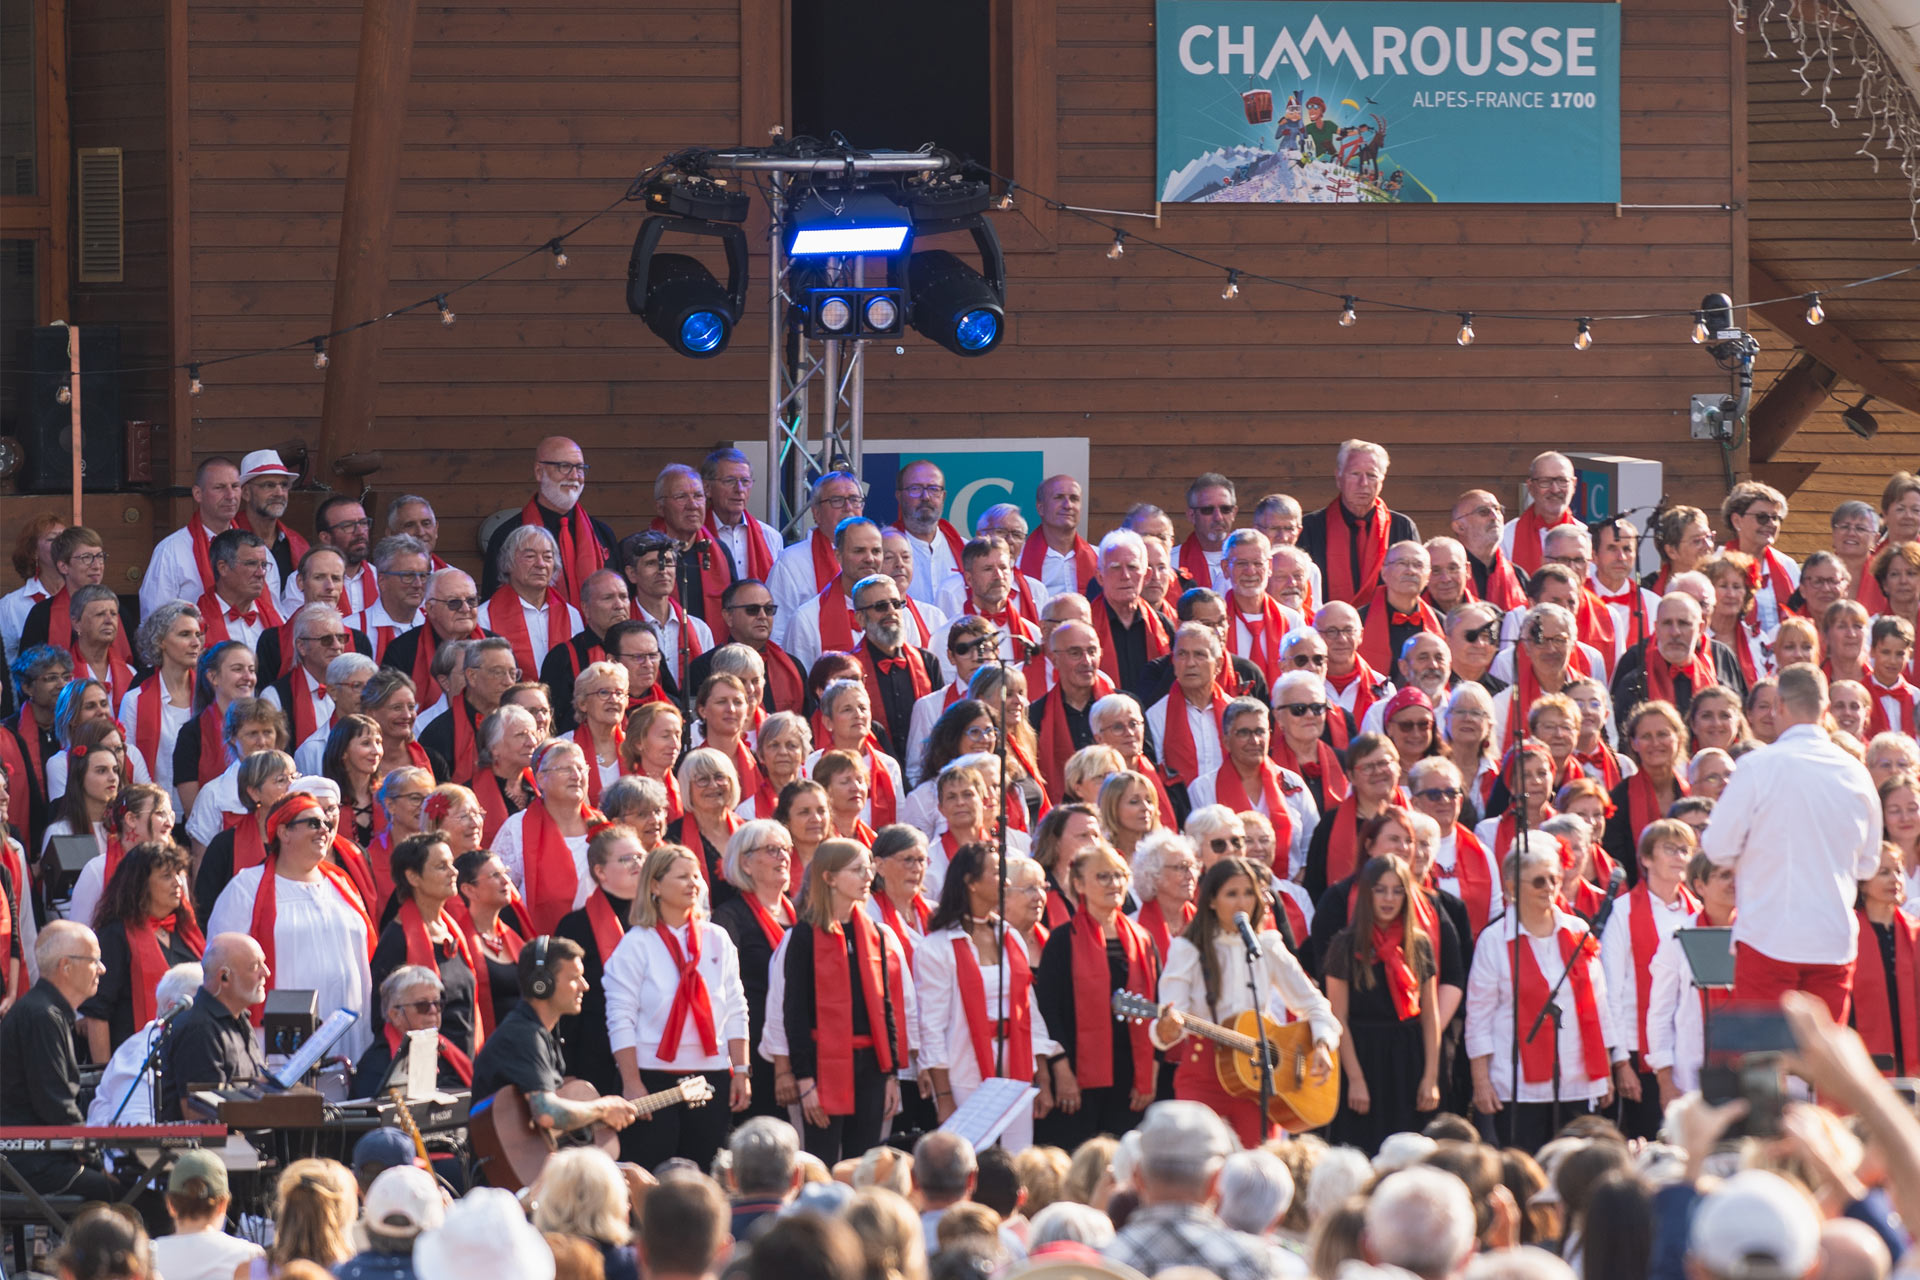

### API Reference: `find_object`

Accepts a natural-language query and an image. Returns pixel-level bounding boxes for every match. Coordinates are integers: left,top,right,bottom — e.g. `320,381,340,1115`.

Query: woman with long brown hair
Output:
65,781,173,933
450,848,529,1037
1151,856,1336,1148
170,640,258,819
369,830,481,1057
320,714,383,850
82,839,202,1058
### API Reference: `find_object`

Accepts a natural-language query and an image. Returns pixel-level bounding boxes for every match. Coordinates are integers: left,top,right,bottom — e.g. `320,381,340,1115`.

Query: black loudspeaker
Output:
25,324,123,492
263,987,320,1057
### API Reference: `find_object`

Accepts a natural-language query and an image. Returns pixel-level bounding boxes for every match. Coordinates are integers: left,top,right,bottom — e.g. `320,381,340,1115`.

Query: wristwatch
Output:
731,1064,751,1077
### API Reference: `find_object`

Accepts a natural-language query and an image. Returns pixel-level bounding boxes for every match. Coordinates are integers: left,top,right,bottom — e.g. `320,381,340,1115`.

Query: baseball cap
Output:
362,1164,445,1239
1688,1170,1820,1280
1135,1100,1236,1179
167,1148,230,1199
239,449,298,482
352,1127,418,1179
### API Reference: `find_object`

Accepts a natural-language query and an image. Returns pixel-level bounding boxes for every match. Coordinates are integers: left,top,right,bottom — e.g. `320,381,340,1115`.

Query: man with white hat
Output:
1104,1101,1292,1280
336,1163,448,1279
1683,1170,1821,1280
415,1185,555,1280
236,449,309,580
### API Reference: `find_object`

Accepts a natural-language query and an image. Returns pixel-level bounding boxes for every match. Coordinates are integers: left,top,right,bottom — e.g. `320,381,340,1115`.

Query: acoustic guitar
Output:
470,1075,714,1191
1111,990,1338,1132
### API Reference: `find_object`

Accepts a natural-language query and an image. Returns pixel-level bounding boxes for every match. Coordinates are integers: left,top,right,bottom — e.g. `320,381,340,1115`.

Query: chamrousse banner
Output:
1155,0,1621,204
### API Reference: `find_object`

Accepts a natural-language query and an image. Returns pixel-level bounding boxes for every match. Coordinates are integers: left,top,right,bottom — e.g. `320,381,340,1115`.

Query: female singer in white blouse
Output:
1465,839,1627,1153
1150,857,1338,1149
915,841,1057,1151
602,842,750,1173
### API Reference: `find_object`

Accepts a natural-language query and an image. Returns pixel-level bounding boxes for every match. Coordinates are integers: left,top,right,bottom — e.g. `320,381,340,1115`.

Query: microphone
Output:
1585,865,1628,934
1232,910,1262,959
157,998,193,1029
1008,633,1044,659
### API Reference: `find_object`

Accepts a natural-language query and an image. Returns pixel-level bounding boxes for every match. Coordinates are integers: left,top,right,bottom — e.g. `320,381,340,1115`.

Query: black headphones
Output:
525,935,554,999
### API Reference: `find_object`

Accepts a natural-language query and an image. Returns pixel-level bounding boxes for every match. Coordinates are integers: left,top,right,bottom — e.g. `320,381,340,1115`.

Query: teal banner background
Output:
1156,0,1621,204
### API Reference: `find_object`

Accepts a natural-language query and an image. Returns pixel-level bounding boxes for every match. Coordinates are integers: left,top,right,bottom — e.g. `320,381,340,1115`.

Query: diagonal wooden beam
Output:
1749,261,1920,418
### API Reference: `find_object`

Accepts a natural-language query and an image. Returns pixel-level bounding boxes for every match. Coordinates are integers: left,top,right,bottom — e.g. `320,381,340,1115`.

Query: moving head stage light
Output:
627,173,751,358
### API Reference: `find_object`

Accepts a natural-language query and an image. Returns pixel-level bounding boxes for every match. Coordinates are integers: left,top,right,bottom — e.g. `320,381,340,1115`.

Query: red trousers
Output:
1172,1037,1271,1149
1733,942,1854,1023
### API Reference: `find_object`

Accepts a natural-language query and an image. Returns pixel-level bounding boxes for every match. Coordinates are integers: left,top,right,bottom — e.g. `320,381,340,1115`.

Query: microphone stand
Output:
1239,922,1278,1130
108,1007,179,1126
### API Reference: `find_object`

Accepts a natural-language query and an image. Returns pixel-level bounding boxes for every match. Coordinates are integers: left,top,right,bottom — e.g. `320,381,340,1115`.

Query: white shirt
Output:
919,827,1030,901
207,867,375,1060
202,590,274,652
184,761,245,849
633,603,713,687
1431,828,1503,916
282,559,378,617
64,848,116,930
934,574,1050,624
6,834,40,983
897,528,964,606
1644,916,1729,1094
87,1017,167,1126
151,1225,265,1280
1600,886,1695,1056
1704,722,1883,965
1465,910,1626,1103
0,577,54,666
117,679,191,798
1184,764,1318,880
1749,546,1801,636
349,598,420,660
1152,931,1341,1050
1325,669,1391,719
262,668,335,740
294,725,330,776
45,743,152,805
492,808,593,910
476,592,585,674
905,687,960,788
767,536,831,647
709,514,786,583
602,918,749,1072
415,694,450,732
912,925,1056,1112
804,746,905,830
139,522,222,619
1588,573,1661,667
1145,691,1224,784
756,922,922,1067
1029,540,1085,599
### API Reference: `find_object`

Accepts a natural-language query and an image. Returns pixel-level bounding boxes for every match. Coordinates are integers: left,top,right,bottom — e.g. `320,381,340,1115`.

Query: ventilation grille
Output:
76,147,123,283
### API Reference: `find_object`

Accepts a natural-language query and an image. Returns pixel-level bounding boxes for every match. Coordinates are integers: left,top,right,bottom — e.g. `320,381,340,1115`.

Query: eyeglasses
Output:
430,596,480,611
748,844,793,859
607,854,644,870
902,484,946,499
1086,871,1129,887
860,598,903,613
883,853,931,868
300,632,350,648
1529,476,1574,490
588,689,625,701
1165,862,1199,877
474,664,520,681
817,493,864,511
326,518,373,533
1526,874,1560,891
1191,504,1236,516
1209,836,1245,852
391,792,431,807
1413,786,1463,801
619,650,661,664
56,952,106,970
400,998,445,1014
727,602,778,617
1280,702,1328,717
713,475,752,490
1319,626,1358,640
963,724,999,742
381,570,432,584
1833,522,1877,536
1229,726,1267,741
538,459,590,477
66,551,107,567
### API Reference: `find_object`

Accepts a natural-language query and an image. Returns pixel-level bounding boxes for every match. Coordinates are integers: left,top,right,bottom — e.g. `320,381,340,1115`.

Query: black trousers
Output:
1035,1081,1144,1151
1477,1099,1596,1154
10,1152,117,1202
801,1049,888,1166
1614,1065,1664,1141
621,1069,734,1175
892,1076,938,1148
741,1052,785,1121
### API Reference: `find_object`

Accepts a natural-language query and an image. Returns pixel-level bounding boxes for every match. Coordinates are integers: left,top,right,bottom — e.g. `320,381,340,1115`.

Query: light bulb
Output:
1221,271,1240,301
1573,320,1593,351
1456,313,1475,347
312,340,329,370
994,192,1014,211
56,384,71,404
549,240,569,268
437,297,456,327
1338,297,1357,327
1692,313,1710,344
188,366,204,396
1106,234,1125,260
1805,294,1825,325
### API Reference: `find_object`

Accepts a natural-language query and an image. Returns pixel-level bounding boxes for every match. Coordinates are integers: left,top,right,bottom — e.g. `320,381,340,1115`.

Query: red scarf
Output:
573,721,626,806
1627,769,1686,844
1324,499,1391,608
1089,598,1169,685
743,892,794,951
1044,882,1075,931
1596,580,1653,656
1326,658,1388,728
246,855,375,1019
1852,908,1920,1075
131,676,169,779
47,587,134,688
486,586,570,685
1273,886,1308,948
327,561,379,617
1644,646,1716,706
1134,898,1193,965
1573,588,1619,680
1157,687,1228,786
655,920,720,1060
521,800,597,934
1626,883,1701,1057
1231,594,1293,684
812,910,908,1113
1511,505,1577,575
232,816,269,875
1177,533,1218,589
280,668,329,751
1035,674,1113,800
1516,926,1610,1083
1493,808,1560,866
855,639,933,744
126,908,206,1028
579,888,624,966
0,842,24,1003
802,529,837,598
468,772,514,849
525,497,607,607
447,897,523,1037
1867,676,1920,739
873,892,930,970
1020,530,1097,595
1512,643,1591,728
895,519,965,578
1324,795,1370,887
1360,596,1442,672
329,835,378,914
815,579,862,654
192,705,228,785
1273,734,1349,807
1373,918,1422,1019
354,609,406,664
652,518,732,644
707,512,775,581
763,642,806,715
1069,908,1158,1094
1210,761,1295,872
398,897,485,1052
382,1021,473,1088
1465,549,1529,611
1446,827,1498,938
197,588,284,647
1004,738,1049,831
1575,743,1624,790
187,520,220,594
954,929,1034,1079
407,618,488,703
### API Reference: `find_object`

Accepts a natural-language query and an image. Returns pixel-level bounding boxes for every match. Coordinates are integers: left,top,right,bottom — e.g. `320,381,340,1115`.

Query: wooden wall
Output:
138,0,1750,578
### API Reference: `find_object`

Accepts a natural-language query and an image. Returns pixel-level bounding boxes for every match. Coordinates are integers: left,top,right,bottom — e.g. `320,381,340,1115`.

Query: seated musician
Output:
353,964,474,1096
86,961,202,1127
0,921,119,1197
159,932,270,1121
467,935,639,1137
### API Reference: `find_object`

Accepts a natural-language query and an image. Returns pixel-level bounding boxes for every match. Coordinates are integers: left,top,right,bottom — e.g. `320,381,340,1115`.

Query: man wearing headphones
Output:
159,933,272,1120
468,935,640,1134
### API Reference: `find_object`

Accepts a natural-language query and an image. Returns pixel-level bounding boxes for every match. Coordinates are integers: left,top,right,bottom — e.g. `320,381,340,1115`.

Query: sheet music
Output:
272,1008,359,1090
938,1078,1039,1151
405,1028,438,1100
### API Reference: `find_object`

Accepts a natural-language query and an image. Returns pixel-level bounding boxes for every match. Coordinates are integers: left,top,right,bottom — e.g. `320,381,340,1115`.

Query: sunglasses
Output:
861,599,903,613
728,603,778,617
1191,504,1235,516
1209,836,1245,852
1281,702,1328,717
285,815,332,832
1526,874,1560,891
1413,787,1463,802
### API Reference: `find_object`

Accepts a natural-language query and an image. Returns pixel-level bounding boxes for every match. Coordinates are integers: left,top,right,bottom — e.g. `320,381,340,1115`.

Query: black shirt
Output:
194,827,242,926
1034,931,1133,1080
713,894,787,1053
81,918,201,1052
0,979,84,1126
370,919,478,1058
417,697,482,784
540,629,610,735
1469,552,1531,601
470,998,568,1104
160,987,268,1120
866,646,944,754
553,890,632,1097
1872,920,1906,1070
780,921,901,1080
1098,600,1155,696
1298,503,1421,604
1027,690,1095,755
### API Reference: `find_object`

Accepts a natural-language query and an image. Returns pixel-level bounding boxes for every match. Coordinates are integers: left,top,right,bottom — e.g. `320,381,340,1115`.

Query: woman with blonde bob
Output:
531,1146,638,1280
668,746,743,898
843,1186,929,1280
1062,744,1126,806
1098,768,1164,857
571,659,631,806
621,699,686,822
740,711,812,820
603,841,749,1172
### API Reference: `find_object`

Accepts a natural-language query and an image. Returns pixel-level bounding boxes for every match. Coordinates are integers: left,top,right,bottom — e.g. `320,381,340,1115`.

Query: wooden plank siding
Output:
85,0,1762,577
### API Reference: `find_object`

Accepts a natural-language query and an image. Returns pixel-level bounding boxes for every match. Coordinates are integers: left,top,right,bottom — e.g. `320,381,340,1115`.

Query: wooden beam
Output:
1749,353,1837,463
1748,261,1920,418
316,0,420,481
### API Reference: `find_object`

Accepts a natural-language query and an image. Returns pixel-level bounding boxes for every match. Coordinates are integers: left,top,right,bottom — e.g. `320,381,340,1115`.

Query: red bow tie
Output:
312,683,328,699
1598,590,1638,607
226,608,258,625
876,655,908,675
1390,611,1423,627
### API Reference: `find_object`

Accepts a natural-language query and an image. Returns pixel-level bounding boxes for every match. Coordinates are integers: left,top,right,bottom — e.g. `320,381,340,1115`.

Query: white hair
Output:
653,462,701,503
1687,747,1735,785
1130,830,1193,902
326,652,378,684
1097,527,1146,569
1173,620,1222,658
157,963,203,1017
1374,1131,1439,1175
1027,1202,1116,1250
1183,803,1242,848
1463,1248,1578,1280
1540,812,1593,848
1522,601,1577,639
292,601,345,641
1335,439,1390,477
1089,692,1143,735
1217,1150,1295,1234
1272,668,1326,706
1364,1167,1477,1278
1304,1146,1374,1225
497,524,560,582
1406,755,1463,789
1542,523,1592,554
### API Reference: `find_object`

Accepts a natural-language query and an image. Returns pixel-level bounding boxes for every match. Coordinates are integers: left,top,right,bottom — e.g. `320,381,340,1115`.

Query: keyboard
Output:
0,1124,227,1153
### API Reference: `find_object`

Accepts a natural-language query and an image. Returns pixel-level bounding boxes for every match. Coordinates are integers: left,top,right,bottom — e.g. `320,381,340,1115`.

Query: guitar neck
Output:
1177,1014,1264,1058
632,1084,690,1117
